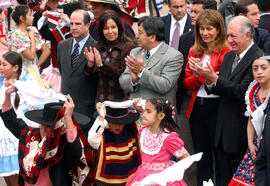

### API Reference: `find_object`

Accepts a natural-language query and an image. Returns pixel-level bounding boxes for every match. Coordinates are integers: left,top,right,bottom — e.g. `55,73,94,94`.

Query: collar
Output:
260,12,270,16
171,13,187,28
238,41,254,60
72,34,90,49
148,42,163,56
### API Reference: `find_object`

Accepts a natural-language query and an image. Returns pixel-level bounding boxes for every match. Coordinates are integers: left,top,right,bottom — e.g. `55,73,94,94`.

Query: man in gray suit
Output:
119,16,183,111
58,9,97,125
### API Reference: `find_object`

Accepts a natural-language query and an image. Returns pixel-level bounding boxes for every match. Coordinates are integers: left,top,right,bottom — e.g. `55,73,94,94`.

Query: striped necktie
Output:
71,43,80,67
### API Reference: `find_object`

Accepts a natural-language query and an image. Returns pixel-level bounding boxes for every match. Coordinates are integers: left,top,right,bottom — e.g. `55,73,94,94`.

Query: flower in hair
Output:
171,110,176,118
156,99,160,103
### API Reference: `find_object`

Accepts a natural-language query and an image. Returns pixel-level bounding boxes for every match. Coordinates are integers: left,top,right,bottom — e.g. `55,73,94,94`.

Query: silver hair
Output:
229,16,254,37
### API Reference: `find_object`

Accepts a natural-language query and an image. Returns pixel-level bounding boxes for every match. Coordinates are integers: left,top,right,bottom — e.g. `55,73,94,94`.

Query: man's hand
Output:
125,53,145,74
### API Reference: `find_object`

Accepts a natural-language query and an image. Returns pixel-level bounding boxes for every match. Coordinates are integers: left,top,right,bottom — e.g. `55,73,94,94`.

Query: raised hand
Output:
84,47,95,68
64,94,75,120
133,97,144,113
188,57,201,77
93,48,102,67
125,53,145,74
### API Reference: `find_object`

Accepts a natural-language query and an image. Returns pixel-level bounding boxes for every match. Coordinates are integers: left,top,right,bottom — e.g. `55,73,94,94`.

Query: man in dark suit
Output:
161,0,193,50
234,0,270,54
194,16,263,185
58,9,97,126
258,0,270,33
176,0,217,113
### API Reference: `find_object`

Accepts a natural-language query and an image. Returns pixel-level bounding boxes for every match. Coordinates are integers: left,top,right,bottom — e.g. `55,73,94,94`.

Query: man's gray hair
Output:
230,16,254,37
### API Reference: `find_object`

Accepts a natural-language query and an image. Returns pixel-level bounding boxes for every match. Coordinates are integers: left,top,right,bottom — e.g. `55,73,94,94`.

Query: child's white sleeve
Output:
88,117,108,150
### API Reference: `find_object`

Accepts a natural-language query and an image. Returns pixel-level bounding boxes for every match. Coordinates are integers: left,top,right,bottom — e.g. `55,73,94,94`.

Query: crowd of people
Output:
0,0,270,185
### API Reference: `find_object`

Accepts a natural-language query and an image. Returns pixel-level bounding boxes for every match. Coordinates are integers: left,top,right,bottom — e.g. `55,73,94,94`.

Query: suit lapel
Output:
145,42,167,70
183,14,193,33
229,44,256,79
66,39,73,71
165,15,171,44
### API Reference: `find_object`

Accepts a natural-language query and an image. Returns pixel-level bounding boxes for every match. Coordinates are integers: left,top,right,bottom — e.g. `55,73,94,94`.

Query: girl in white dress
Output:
0,51,21,186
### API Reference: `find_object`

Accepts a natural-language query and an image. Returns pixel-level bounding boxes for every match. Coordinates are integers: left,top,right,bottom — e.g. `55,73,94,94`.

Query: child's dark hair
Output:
2,51,22,109
10,5,30,25
148,98,180,133
7,7,13,31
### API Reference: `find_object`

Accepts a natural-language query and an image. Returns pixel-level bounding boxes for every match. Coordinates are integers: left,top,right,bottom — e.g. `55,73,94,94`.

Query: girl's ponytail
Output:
2,51,22,109
7,7,13,31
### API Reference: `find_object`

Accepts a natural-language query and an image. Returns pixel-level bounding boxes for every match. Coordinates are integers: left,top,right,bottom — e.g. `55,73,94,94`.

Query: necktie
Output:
71,43,80,67
171,22,180,49
231,55,240,73
145,50,151,59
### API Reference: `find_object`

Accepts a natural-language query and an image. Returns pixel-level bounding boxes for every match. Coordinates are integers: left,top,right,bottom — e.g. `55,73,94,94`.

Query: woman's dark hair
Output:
11,5,30,25
97,10,131,46
2,51,22,109
147,98,180,133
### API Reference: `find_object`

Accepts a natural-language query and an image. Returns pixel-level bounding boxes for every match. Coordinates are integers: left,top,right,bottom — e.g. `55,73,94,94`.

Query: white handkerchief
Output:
141,153,203,186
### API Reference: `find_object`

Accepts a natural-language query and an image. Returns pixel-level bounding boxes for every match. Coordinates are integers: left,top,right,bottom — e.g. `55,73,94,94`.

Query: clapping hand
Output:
188,57,201,77
84,47,102,68
125,53,145,74
125,53,145,83
196,62,218,84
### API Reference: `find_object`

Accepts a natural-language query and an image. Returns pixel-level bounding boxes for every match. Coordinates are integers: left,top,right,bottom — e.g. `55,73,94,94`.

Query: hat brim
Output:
85,0,119,5
105,110,140,124
25,109,90,127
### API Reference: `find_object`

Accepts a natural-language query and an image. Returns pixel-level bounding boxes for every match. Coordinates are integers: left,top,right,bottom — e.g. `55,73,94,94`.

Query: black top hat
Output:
104,106,140,124
25,102,90,127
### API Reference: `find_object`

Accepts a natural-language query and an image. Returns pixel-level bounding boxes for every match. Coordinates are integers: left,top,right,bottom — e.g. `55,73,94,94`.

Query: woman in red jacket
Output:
183,9,230,186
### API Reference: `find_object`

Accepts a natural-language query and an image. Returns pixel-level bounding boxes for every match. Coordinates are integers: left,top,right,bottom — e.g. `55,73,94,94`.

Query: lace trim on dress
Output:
140,127,169,155
173,147,188,158
245,80,259,117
